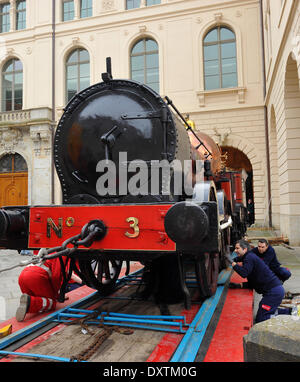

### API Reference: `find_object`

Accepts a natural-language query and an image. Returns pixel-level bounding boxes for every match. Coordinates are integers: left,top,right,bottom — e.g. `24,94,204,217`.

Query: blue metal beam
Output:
0,350,82,362
55,309,189,333
170,268,231,362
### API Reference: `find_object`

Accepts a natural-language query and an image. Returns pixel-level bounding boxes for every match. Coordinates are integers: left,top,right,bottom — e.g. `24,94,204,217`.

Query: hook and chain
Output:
0,220,105,274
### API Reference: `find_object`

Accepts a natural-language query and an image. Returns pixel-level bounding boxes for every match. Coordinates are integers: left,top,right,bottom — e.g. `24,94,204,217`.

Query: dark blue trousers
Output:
255,285,286,323
275,267,291,282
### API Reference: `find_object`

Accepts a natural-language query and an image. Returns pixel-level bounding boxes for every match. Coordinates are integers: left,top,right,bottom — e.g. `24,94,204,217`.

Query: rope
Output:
0,257,42,274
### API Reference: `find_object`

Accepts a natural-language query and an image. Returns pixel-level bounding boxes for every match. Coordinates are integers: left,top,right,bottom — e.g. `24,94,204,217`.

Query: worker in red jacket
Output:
16,255,82,322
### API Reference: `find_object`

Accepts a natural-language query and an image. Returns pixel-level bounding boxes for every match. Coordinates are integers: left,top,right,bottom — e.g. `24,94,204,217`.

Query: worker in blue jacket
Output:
252,239,291,282
229,239,291,290
228,239,290,323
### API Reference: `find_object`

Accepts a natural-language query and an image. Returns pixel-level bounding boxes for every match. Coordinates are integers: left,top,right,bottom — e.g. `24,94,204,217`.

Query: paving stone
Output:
244,315,300,362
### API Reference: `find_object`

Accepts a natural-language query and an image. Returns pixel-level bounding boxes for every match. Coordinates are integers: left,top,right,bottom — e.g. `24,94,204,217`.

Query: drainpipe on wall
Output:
259,0,272,228
51,0,56,204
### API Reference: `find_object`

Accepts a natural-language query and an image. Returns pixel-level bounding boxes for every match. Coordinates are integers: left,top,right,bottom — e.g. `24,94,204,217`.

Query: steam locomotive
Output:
0,60,247,308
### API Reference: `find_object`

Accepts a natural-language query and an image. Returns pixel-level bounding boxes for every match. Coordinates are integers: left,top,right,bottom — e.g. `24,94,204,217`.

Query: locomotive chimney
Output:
102,57,113,82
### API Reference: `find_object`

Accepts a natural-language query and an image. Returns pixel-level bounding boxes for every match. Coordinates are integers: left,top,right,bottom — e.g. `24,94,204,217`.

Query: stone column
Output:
29,123,53,205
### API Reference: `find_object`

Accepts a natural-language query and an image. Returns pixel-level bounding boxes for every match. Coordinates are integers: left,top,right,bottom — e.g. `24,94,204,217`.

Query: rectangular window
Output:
146,0,161,5
81,0,92,18
0,3,10,33
126,0,140,10
63,0,74,21
204,27,237,90
16,0,26,30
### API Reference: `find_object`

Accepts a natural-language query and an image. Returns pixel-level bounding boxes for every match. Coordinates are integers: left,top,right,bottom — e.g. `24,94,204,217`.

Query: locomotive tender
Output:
0,60,247,308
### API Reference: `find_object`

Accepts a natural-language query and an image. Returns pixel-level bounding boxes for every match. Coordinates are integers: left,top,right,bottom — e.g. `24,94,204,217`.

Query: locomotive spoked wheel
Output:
78,258,123,295
195,252,220,300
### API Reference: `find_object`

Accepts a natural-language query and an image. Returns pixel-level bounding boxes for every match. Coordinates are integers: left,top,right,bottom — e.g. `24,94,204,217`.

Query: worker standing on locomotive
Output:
228,240,290,323
185,114,195,130
16,256,82,322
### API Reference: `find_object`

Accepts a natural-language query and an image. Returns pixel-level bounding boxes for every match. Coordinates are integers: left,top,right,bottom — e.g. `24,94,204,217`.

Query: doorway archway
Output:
220,145,253,218
0,153,28,207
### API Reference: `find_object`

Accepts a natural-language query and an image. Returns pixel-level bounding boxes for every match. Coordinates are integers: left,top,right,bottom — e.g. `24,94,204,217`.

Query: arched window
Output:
66,48,90,103
0,153,27,173
2,58,23,111
203,26,237,90
130,38,159,93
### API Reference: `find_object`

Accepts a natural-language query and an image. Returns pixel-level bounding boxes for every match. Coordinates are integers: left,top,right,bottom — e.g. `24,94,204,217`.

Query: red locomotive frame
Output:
28,204,176,252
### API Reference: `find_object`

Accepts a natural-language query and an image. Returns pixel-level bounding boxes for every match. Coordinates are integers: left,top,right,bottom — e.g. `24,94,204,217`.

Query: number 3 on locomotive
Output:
125,217,140,238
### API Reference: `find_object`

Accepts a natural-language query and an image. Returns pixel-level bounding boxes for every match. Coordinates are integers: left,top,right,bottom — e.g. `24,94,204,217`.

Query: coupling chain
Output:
0,221,103,274
68,311,134,362
38,220,104,262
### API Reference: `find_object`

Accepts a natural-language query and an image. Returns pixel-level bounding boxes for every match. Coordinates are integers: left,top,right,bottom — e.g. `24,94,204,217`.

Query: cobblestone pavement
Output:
0,250,24,323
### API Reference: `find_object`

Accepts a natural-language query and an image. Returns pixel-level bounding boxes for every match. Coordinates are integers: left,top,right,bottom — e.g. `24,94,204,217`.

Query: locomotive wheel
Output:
195,252,220,299
78,258,122,295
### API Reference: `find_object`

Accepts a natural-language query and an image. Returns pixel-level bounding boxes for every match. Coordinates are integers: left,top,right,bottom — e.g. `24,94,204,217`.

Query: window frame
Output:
16,0,26,30
0,2,10,33
146,0,161,6
130,38,160,94
2,58,23,112
80,0,92,18
65,48,90,103
62,0,75,22
203,26,238,91
0,153,27,173
126,0,140,10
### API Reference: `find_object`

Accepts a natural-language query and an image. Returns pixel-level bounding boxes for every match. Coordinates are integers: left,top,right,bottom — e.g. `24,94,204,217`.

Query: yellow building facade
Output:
262,0,300,245
0,0,299,244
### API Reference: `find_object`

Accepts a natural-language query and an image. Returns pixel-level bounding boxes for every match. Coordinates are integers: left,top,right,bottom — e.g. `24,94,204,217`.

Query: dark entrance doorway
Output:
221,146,254,224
